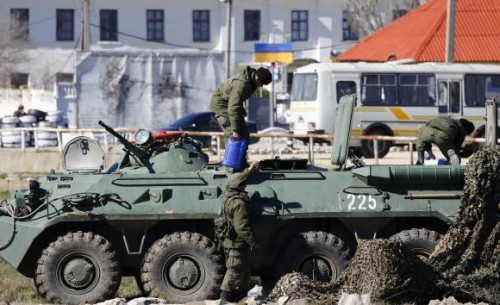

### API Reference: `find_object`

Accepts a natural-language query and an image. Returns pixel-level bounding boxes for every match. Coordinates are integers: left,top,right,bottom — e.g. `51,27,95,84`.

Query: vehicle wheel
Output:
360,128,391,158
27,109,47,121
140,231,224,303
134,274,147,296
274,231,350,283
389,228,441,261
34,231,122,305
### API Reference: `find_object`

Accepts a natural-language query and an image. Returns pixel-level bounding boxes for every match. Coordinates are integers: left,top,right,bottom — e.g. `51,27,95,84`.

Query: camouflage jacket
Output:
221,189,256,249
418,117,467,150
209,66,257,134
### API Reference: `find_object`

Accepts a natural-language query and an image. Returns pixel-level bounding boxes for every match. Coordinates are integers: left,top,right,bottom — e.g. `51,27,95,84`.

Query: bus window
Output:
399,74,435,106
438,81,461,114
361,74,397,105
449,82,461,113
465,74,500,107
336,81,356,103
291,73,318,101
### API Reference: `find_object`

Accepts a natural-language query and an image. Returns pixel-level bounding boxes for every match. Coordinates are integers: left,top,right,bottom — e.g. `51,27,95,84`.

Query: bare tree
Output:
346,0,426,37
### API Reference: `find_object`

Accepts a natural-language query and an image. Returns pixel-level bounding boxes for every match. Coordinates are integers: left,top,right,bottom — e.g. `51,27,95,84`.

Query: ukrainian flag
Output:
254,43,293,63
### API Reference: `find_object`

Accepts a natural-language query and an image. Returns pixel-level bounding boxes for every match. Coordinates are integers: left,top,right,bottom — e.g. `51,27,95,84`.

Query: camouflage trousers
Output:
215,115,250,140
216,115,250,170
416,126,457,161
221,245,252,293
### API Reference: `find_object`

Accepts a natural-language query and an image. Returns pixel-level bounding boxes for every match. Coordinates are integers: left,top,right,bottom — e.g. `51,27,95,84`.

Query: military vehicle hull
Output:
0,95,465,304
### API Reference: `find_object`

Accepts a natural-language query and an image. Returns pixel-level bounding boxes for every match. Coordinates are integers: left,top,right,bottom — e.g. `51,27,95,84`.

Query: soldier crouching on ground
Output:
416,117,475,165
218,161,260,304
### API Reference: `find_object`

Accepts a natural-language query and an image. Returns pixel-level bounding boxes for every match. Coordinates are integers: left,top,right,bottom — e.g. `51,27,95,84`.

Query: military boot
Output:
416,150,425,165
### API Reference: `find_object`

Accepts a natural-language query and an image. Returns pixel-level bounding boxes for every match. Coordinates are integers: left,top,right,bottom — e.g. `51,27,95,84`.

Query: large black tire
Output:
140,231,224,304
34,231,122,305
274,231,350,283
360,127,391,158
390,228,441,260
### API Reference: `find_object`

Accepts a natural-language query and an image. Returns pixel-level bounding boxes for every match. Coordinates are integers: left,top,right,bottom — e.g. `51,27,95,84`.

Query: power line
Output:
89,22,354,55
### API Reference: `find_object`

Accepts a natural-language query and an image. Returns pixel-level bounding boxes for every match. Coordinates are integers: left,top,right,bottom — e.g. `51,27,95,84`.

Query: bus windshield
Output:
291,73,318,101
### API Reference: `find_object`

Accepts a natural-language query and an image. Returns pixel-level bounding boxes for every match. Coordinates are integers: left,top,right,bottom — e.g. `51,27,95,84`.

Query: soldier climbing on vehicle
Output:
210,66,272,170
217,161,259,304
416,117,475,165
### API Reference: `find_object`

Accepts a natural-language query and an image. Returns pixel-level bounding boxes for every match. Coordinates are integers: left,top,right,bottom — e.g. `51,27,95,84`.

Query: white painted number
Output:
346,194,378,210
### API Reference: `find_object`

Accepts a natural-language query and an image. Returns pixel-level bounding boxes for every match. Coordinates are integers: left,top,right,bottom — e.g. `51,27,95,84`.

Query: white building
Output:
0,0,366,127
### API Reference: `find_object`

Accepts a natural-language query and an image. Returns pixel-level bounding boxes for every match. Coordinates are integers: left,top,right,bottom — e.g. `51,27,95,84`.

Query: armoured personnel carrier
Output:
0,94,464,305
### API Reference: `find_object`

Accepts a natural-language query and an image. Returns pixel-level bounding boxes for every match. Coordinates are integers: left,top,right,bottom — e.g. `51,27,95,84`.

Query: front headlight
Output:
135,129,152,145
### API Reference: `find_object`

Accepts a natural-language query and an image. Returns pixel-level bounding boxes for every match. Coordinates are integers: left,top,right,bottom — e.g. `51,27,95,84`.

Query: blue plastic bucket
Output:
222,137,247,169
424,158,447,165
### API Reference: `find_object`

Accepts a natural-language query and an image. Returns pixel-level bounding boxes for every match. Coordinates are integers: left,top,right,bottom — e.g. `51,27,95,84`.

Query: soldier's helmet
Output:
18,105,24,110
227,172,249,189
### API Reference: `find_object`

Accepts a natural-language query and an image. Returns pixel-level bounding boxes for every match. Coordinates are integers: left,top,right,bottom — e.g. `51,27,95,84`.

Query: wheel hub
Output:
62,257,96,289
299,256,332,282
167,257,200,289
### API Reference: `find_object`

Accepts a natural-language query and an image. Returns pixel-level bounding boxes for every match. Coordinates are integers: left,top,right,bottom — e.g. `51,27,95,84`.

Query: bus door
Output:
437,79,462,119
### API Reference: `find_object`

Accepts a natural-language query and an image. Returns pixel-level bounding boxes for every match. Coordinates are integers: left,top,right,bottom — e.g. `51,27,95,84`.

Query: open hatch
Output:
62,136,105,173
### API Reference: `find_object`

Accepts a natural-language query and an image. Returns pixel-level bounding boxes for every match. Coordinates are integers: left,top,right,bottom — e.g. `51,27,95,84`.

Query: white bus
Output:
289,62,500,158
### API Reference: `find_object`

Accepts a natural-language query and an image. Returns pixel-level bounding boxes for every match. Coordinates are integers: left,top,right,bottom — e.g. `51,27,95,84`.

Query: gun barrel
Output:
99,121,148,161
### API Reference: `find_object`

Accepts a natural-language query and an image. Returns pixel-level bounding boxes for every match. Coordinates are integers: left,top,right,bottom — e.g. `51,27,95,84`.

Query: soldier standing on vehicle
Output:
13,105,26,117
416,117,475,165
209,66,272,168
218,161,259,304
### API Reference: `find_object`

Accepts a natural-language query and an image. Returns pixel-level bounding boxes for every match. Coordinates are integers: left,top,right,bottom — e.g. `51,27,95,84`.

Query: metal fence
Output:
1,127,493,166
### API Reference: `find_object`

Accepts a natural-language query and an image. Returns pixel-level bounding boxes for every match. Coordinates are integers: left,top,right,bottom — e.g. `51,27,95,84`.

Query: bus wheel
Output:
360,128,391,158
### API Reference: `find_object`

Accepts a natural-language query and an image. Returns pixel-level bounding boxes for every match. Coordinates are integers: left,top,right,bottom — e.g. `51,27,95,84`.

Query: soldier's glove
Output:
447,149,461,165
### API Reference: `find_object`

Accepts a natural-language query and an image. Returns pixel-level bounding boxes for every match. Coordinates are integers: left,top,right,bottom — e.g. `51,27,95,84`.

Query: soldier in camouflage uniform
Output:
219,161,259,304
210,66,272,168
416,117,475,165
13,105,26,117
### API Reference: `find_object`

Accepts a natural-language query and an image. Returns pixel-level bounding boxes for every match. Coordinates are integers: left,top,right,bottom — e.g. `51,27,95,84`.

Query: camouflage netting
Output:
429,146,500,304
266,272,337,304
267,147,499,305
335,239,442,304
267,240,441,305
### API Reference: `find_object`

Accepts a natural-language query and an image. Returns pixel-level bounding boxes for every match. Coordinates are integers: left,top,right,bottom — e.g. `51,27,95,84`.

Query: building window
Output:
291,10,308,41
56,9,74,41
393,9,408,21
147,10,164,42
56,73,74,83
100,10,118,41
10,73,29,89
342,11,358,41
244,10,260,41
193,10,210,42
10,9,29,41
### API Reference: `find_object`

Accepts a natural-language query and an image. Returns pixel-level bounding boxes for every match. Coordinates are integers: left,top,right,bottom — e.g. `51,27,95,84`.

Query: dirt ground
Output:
266,146,499,305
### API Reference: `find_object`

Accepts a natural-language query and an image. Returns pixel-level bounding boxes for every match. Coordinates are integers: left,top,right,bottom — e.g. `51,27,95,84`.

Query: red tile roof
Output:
337,0,500,63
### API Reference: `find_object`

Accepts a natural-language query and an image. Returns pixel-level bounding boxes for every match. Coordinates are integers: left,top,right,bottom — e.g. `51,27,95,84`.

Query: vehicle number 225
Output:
346,194,378,210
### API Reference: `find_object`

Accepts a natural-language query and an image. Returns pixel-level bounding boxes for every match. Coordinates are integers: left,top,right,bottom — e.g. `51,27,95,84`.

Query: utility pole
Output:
80,0,90,51
445,0,456,63
220,0,232,79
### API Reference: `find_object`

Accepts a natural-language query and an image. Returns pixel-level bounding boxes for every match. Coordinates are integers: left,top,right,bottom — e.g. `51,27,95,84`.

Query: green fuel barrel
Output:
352,165,465,187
